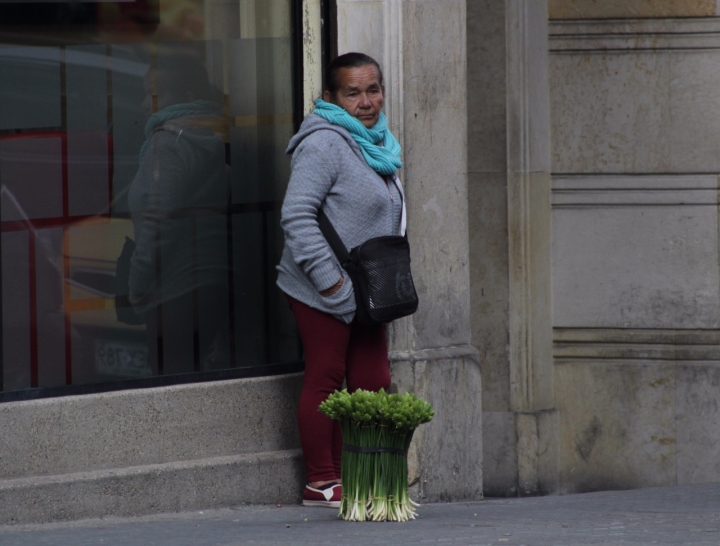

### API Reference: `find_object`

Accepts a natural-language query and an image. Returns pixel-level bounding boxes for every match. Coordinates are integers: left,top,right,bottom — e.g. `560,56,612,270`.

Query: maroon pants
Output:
287,295,391,483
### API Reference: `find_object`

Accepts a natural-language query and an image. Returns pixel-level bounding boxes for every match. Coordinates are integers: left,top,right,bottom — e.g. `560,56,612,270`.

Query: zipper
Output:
385,175,395,202
386,175,401,235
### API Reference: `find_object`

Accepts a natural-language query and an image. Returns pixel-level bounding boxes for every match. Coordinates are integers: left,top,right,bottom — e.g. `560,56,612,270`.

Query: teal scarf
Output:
313,99,402,176
139,100,222,162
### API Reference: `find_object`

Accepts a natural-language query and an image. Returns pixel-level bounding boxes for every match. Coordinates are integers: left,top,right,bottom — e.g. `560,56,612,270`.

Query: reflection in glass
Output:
0,0,299,393
128,46,230,374
0,137,64,221
66,45,110,217
1,229,31,391
0,46,61,131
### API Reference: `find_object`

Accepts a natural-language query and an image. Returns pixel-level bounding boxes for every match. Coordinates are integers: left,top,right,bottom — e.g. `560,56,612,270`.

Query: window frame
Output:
0,0,329,403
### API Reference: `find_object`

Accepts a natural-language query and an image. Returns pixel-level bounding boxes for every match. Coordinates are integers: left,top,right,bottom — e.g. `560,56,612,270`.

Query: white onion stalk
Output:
319,389,434,522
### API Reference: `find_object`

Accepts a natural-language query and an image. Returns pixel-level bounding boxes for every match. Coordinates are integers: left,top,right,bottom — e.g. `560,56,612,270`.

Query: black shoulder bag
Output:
317,179,419,326
115,236,145,325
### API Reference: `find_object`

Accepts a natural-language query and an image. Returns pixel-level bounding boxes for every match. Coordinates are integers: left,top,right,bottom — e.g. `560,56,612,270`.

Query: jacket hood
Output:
286,113,363,160
159,118,228,152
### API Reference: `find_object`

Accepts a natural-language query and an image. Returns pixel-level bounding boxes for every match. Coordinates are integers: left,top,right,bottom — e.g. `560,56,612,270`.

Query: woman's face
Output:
324,64,384,128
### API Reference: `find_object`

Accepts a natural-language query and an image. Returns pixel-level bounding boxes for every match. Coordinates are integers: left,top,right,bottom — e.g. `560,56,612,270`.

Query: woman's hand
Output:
319,276,344,297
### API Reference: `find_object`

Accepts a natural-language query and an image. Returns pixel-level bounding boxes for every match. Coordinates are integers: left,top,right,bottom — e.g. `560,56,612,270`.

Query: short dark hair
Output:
325,52,384,98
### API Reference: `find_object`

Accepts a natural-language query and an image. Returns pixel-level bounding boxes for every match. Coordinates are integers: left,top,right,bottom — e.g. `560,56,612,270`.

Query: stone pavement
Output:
1,482,719,546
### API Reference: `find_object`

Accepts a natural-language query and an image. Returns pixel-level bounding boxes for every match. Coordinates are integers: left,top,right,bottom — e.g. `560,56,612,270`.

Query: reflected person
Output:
128,53,229,374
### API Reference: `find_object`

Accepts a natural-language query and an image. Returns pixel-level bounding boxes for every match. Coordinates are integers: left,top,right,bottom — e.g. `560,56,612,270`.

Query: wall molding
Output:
550,18,720,52
554,328,720,361
390,343,479,364
552,174,720,207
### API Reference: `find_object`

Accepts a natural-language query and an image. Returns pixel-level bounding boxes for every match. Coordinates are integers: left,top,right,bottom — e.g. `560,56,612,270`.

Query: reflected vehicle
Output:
66,216,150,382
0,42,153,387
1,181,149,385
0,7,301,394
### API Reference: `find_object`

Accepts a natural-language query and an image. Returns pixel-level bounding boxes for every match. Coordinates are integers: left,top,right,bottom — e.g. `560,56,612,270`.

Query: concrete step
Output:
1,375,303,481
0,449,304,525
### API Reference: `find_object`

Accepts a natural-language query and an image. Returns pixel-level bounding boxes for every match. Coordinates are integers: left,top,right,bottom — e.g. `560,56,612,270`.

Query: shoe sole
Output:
302,499,341,508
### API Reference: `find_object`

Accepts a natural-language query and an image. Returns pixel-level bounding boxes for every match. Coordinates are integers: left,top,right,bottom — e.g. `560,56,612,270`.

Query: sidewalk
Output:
1,482,719,545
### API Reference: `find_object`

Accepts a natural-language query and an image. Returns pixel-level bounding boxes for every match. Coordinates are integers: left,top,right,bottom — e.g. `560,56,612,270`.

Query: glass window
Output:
0,0,301,398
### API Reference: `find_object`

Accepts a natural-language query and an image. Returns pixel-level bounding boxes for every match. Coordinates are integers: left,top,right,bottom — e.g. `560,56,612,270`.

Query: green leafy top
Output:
319,389,434,430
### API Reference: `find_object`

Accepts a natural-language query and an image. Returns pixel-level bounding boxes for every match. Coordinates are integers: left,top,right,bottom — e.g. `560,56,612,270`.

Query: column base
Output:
389,344,483,502
483,409,559,497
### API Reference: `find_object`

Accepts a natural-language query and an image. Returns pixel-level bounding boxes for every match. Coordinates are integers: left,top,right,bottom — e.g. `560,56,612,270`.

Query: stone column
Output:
336,0,483,502
468,0,558,496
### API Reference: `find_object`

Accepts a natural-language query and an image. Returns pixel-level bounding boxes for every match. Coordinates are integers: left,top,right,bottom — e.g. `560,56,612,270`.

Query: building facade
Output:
0,0,481,524
4,0,720,525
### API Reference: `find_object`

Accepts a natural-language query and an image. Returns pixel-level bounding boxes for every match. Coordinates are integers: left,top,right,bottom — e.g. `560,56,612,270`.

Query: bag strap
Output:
317,208,350,264
390,175,407,237
317,173,407,258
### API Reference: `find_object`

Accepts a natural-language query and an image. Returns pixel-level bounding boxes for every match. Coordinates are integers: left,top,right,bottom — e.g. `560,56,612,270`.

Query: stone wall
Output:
467,0,556,497
469,2,720,497
550,18,720,493
549,0,717,19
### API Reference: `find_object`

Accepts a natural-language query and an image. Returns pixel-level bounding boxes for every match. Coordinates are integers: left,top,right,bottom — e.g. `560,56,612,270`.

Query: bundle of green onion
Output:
318,388,434,522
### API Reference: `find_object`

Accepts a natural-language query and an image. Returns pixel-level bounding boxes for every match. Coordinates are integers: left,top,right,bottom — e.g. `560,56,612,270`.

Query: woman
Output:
277,52,404,507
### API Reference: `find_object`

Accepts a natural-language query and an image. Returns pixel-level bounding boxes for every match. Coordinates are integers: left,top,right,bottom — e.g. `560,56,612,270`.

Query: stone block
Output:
377,0,470,351
482,409,559,498
549,0,715,20
404,113,470,349
516,413,540,496
482,411,518,497
336,0,385,61
523,171,553,410
403,0,466,109
390,346,483,502
468,0,550,174
467,0,507,174
0,374,303,479
506,171,554,411
468,172,510,411
552,175,720,329
555,361,676,494
517,410,559,496
507,0,551,174
676,363,720,485
551,47,720,174
537,409,560,494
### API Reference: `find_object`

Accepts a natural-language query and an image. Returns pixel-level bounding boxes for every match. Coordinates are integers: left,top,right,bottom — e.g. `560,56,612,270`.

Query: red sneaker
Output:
302,482,342,508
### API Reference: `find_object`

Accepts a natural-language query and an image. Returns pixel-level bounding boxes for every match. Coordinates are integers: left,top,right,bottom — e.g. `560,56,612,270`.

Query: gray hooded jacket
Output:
276,114,403,323
128,122,228,316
